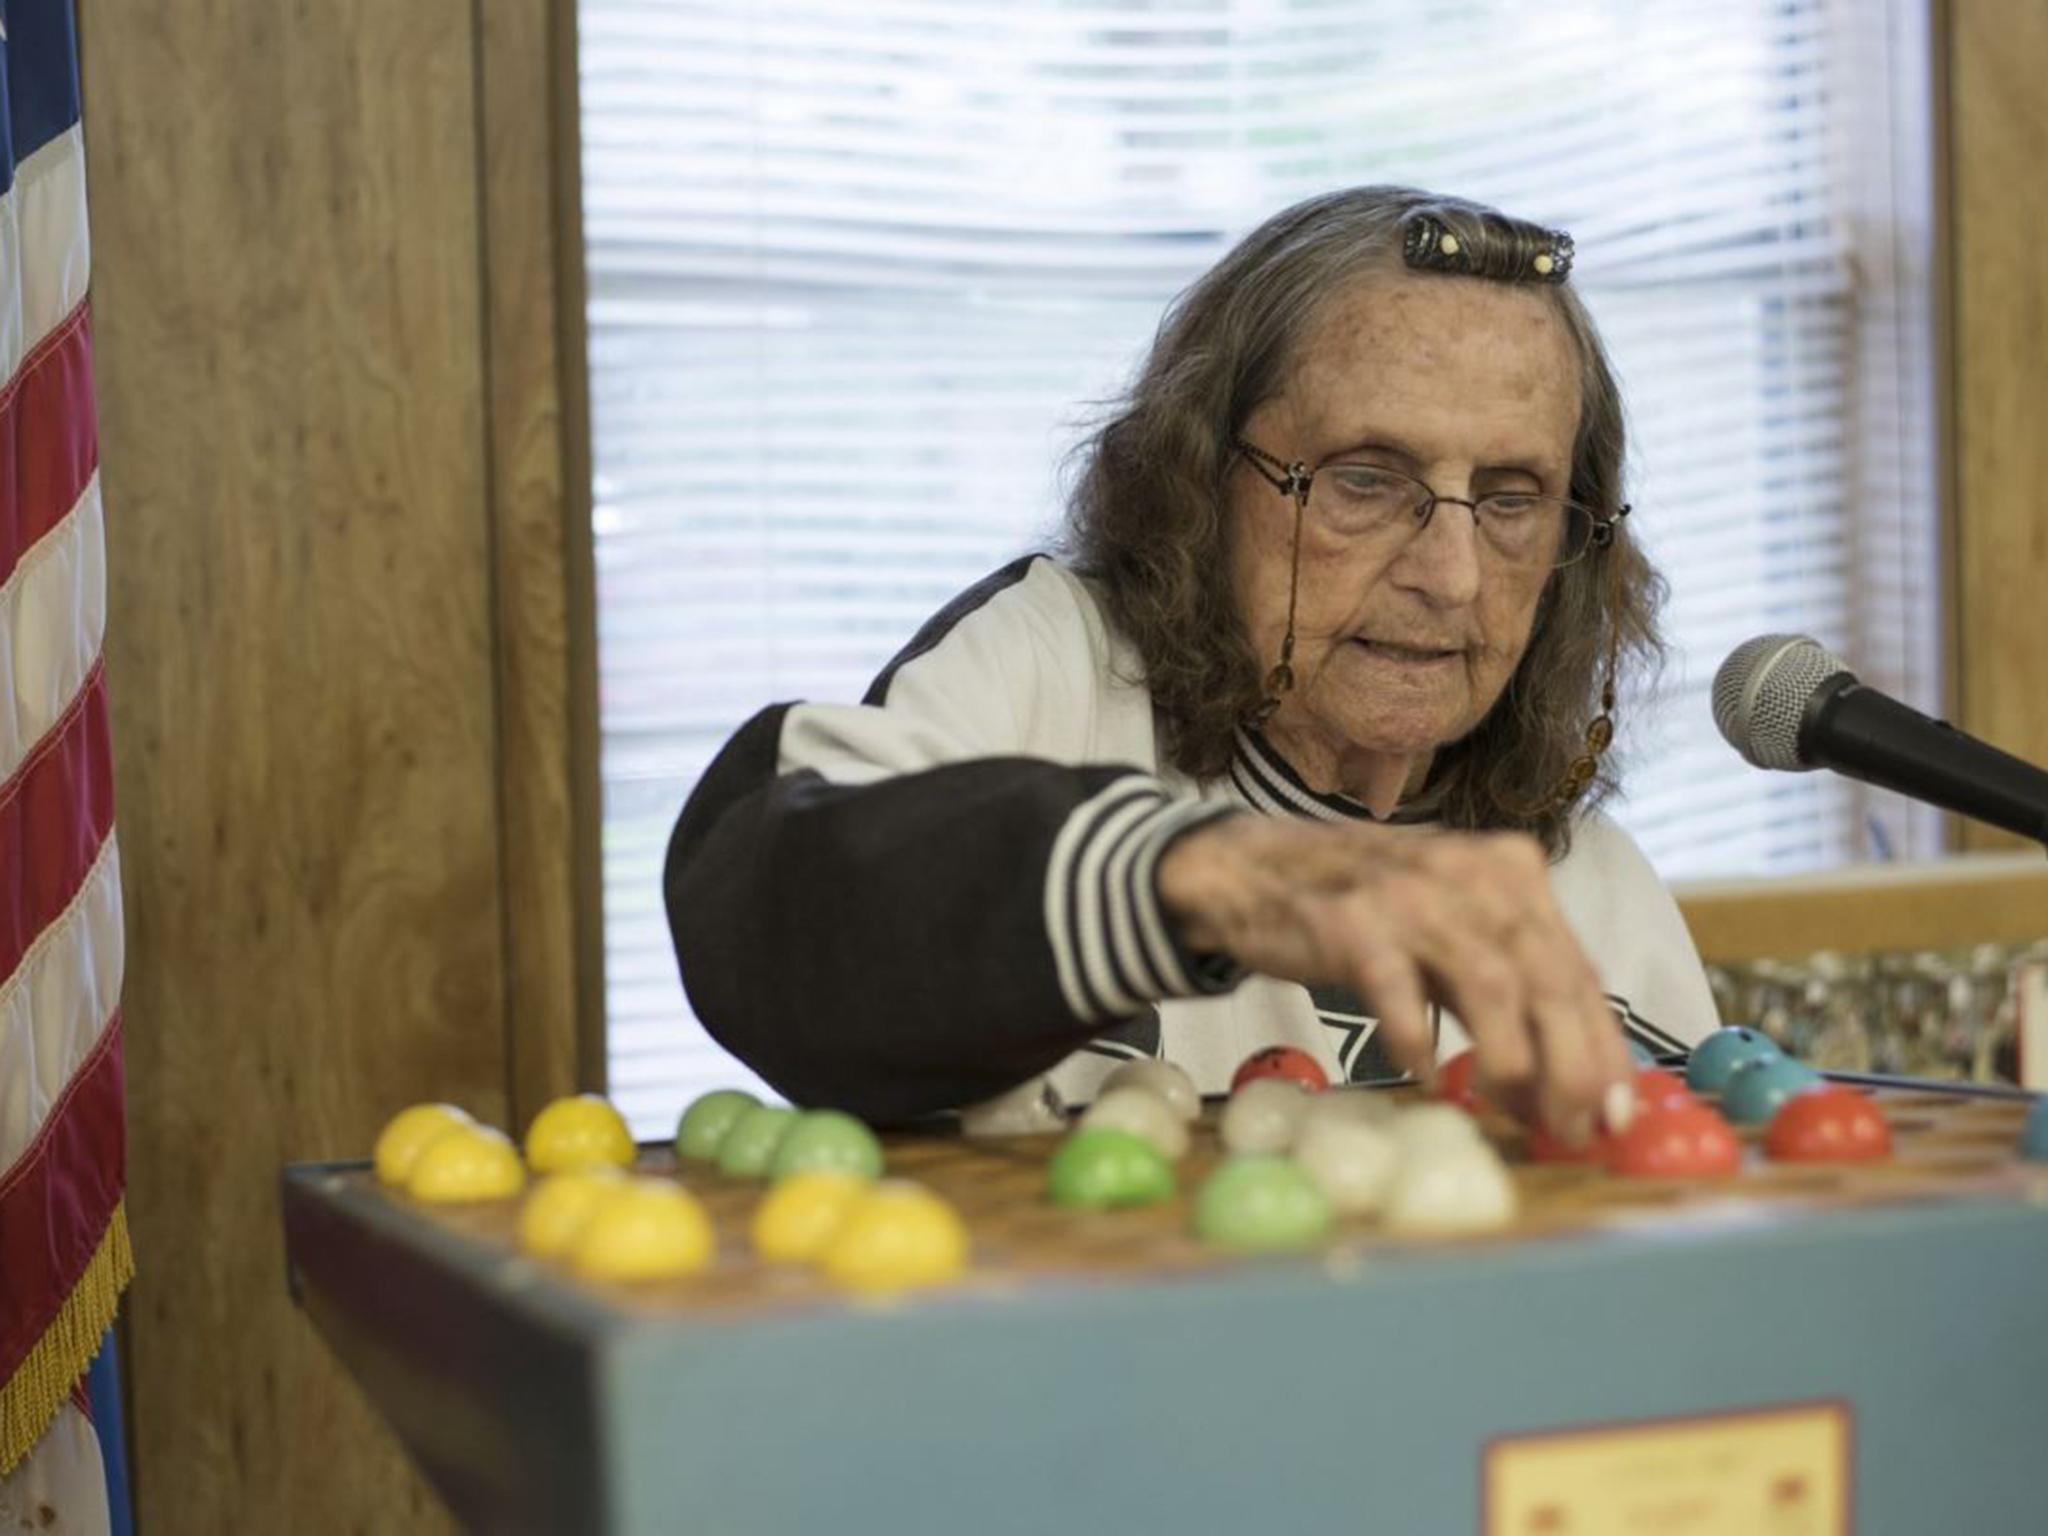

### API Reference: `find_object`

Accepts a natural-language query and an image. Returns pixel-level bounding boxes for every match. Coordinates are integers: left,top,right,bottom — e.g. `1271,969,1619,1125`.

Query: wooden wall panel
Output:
1678,853,2048,963
1950,0,2048,852
82,2,503,1529
478,0,604,1127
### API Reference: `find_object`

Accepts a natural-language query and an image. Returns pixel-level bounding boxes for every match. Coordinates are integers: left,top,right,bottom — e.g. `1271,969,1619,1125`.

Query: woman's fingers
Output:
1590,989,1640,1132
1154,816,1635,1137
1499,913,1622,1146
1401,897,1535,1085
1397,892,1589,1131
1377,839,1622,1144
1348,931,1434,1079
1454,836,1631,1141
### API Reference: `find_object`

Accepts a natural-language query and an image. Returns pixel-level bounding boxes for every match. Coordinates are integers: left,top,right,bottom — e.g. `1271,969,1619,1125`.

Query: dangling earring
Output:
1251,494,1307,723
1541,661,1617,813
1512,540,1625,818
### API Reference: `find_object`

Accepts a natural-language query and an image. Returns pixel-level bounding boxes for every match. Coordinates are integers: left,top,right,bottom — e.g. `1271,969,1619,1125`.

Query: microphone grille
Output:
1711,634,1852,770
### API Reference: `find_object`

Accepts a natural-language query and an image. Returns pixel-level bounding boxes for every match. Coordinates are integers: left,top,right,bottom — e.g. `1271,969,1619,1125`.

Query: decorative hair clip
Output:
1401,210,1575,285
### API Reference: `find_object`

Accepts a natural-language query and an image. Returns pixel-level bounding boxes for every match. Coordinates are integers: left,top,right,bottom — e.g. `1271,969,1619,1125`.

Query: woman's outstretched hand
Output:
1156,815,1635,1146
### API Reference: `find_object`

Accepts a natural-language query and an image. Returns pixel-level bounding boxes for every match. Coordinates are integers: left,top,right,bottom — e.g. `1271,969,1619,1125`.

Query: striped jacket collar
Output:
1226,727,1402,824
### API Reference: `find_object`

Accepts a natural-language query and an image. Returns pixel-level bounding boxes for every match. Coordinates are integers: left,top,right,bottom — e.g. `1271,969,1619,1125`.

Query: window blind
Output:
578,0,1942,1131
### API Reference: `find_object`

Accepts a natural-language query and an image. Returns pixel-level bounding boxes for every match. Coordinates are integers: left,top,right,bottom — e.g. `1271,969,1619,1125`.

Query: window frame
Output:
488,0,2048,1096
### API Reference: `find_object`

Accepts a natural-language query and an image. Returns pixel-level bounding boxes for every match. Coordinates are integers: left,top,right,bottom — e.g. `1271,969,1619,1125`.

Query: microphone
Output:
1711,634,2048,847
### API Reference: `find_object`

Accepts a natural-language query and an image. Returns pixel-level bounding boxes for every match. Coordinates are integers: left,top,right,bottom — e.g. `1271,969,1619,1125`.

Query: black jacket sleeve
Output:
666,706,1230,1121
663,560,1245,1122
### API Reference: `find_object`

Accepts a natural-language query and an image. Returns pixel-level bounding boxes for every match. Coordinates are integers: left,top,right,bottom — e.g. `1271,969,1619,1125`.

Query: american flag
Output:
0,0,132,1517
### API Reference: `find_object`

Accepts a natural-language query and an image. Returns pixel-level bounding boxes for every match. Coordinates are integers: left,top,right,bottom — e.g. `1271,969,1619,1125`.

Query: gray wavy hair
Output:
1062,185,1664,856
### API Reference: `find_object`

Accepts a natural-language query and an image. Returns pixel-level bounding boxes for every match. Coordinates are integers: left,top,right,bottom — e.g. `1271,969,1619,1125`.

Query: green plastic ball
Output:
715,1104,798,1178
1192,1157,1332,1252
1046,1128,1176,1210
674,1089,761,1161
768,1110,884,1183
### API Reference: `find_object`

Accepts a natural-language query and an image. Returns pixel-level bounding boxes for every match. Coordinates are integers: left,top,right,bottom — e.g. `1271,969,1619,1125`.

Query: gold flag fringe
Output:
0,1200,134,1478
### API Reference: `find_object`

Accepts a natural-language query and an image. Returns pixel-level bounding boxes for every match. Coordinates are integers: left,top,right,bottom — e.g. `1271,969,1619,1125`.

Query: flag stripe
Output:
2,0,86,188
0,472,105,787
3,1401,110,1521
0,1013,123,1381
0,303,96,588
0,666,112,991
0,126,91,386
0,828,122,1179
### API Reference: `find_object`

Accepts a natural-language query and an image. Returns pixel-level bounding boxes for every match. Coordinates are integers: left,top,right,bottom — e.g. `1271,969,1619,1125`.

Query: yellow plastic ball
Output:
819,1182,970,1296
524,1093,637,1175
570,1179,716,1282
517,1167,627,1258
407,1125,526,1203
374,1103,475,1186
751,1171,869,1265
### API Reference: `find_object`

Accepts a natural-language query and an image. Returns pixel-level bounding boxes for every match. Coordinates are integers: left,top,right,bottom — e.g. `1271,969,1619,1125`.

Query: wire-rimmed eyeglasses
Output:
1233,438,1627,570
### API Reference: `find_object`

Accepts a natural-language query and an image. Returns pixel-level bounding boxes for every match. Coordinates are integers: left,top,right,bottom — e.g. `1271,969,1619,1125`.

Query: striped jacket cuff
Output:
1044,780,1245,1023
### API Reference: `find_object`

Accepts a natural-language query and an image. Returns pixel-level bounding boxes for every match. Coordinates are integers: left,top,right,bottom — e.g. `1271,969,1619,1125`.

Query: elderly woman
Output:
664,186,1718,1148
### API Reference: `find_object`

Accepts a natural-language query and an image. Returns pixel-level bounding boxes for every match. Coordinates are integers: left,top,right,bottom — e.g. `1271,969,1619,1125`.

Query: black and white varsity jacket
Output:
664,555,1718,1125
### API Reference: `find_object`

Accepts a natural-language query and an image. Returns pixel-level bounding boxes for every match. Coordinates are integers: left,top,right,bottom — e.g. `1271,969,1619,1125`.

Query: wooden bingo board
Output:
367,1075,2040,1317
282,1073,2048,1536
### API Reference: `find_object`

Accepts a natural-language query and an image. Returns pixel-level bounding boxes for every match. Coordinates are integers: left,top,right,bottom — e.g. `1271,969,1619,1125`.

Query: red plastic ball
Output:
1432,1049,1484,1112
1632,1067,1692,1113
1528,1123,1611,1164
1764,1085,1892,1163
1606,1100,1742,1179
1230,1046,1328,1094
